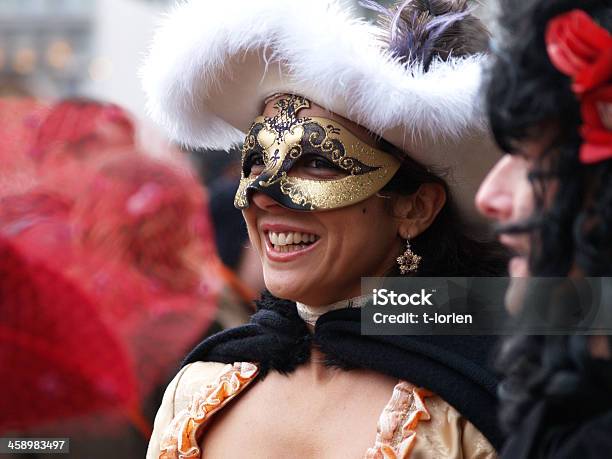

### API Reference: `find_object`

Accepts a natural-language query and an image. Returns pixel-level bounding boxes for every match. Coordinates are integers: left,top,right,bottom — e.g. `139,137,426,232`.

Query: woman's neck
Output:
295,294,370,332
292,294,370,378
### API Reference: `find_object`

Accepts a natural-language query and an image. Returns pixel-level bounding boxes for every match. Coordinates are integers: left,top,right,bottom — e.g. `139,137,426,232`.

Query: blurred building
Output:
81,0,172,121
0,0,95,97
0,0,170,111
0,0,492,125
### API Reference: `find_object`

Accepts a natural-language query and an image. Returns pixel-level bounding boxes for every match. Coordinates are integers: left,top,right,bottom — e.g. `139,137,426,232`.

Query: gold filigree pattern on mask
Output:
234,94,400,211
278,173,396,210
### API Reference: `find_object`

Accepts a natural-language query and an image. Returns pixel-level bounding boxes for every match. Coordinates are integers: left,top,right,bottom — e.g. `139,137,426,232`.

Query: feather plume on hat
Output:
362,0,489,71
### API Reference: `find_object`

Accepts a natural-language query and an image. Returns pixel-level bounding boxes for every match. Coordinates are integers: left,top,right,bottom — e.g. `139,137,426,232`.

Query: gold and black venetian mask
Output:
234,94,400,211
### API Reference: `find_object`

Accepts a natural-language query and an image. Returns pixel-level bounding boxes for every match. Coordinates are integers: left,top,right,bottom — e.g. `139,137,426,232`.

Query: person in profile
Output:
476,0,612,456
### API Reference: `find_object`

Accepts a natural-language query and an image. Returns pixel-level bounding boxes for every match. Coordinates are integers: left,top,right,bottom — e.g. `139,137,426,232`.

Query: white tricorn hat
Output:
141,0,498,227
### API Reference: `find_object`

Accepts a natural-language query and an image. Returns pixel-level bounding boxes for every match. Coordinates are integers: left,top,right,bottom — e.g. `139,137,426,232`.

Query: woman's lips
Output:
499,235,529,256
260,225,321,262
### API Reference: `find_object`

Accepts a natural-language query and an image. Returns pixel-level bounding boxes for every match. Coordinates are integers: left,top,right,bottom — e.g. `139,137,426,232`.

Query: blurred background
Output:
1,0,175,155
0,0,492,119
0,1,493,458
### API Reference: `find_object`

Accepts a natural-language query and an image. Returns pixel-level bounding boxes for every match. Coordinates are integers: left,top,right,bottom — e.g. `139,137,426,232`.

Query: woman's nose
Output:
475,155,515,222
250,190,285,212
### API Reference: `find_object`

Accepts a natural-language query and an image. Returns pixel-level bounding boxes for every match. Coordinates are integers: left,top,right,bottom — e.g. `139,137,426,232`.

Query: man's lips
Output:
497,235,531,276
499,235,529,257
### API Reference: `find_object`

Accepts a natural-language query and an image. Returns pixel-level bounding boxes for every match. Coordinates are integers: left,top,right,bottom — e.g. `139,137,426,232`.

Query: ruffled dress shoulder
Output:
148,361,497,459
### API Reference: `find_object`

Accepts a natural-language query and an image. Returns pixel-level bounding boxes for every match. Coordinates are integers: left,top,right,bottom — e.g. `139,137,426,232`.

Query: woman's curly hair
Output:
484,0,612,433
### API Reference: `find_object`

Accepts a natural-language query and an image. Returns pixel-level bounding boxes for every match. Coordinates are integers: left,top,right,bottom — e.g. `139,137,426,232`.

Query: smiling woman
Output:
239,95,407,305
142,1,507,458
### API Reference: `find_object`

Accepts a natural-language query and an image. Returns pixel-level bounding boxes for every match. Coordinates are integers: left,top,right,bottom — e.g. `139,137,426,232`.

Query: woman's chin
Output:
263,275,330,305
263,274,307,302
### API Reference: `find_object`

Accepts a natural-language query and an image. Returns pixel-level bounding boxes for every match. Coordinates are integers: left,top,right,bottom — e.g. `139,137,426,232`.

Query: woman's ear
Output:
393,183,446,239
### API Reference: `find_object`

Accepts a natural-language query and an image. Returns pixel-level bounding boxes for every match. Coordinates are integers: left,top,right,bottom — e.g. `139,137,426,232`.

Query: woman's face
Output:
241,100,403,306
243,191,401,306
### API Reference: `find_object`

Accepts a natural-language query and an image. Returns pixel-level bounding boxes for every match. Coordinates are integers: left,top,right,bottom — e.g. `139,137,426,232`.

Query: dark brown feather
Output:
361,0,489,71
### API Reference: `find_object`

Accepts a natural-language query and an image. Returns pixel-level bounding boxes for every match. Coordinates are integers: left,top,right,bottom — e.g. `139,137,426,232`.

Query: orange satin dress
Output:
149,361,497,459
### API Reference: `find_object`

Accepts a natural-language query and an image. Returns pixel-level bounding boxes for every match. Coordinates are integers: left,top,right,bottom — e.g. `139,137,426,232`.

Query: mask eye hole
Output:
290,154,347,180
243,151,265,177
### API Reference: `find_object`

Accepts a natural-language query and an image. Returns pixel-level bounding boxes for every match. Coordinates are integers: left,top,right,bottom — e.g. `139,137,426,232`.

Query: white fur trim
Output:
141,0,498,226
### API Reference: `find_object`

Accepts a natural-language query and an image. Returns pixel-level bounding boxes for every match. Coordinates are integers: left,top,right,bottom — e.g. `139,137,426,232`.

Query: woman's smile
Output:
260,223,321,262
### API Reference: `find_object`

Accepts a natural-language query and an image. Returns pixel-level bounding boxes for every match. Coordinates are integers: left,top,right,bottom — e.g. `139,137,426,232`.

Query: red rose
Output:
546,10,612,94
580,87,612,163
546,9,612,164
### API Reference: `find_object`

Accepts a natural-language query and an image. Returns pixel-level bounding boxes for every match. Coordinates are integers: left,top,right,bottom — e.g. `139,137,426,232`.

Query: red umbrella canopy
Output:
0,158,220,409
0,235,138,434
69,154,220,396
0,98,48,196
0,99,221,435
29,98,135,165
29,98,136,203
72,154,212,293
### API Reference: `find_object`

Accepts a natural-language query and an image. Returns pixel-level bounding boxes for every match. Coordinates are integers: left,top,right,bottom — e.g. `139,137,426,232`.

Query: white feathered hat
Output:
141,0,498,226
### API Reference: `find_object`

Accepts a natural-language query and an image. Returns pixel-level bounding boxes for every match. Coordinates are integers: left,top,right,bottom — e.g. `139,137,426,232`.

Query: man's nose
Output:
475,155,515,221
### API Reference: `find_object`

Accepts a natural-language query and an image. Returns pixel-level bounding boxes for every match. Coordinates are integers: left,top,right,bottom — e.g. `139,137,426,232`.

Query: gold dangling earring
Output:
397,238,421,275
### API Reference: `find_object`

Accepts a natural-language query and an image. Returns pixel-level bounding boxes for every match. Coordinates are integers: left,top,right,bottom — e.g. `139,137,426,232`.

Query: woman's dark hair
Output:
379,140,508,277
484,0,612,433
359,0,507,277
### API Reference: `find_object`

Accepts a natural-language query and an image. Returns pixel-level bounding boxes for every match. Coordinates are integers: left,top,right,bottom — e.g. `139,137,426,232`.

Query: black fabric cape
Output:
183,291,504,449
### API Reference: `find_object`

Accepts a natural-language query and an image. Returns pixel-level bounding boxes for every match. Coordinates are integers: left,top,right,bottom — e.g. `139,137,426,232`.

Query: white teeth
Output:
272,242,315,252
268,231,318,247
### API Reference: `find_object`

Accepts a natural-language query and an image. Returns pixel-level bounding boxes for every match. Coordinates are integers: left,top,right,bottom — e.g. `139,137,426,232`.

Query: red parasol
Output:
0,99,221,438
0,235,138,433
0,98,48,196
69,154,220,397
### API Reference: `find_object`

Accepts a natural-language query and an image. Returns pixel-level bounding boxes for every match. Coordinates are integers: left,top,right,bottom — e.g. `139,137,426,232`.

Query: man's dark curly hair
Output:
484,0,612,434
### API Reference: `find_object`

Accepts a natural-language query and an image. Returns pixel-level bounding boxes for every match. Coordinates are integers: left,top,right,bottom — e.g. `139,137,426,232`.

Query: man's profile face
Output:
475,135,559,313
